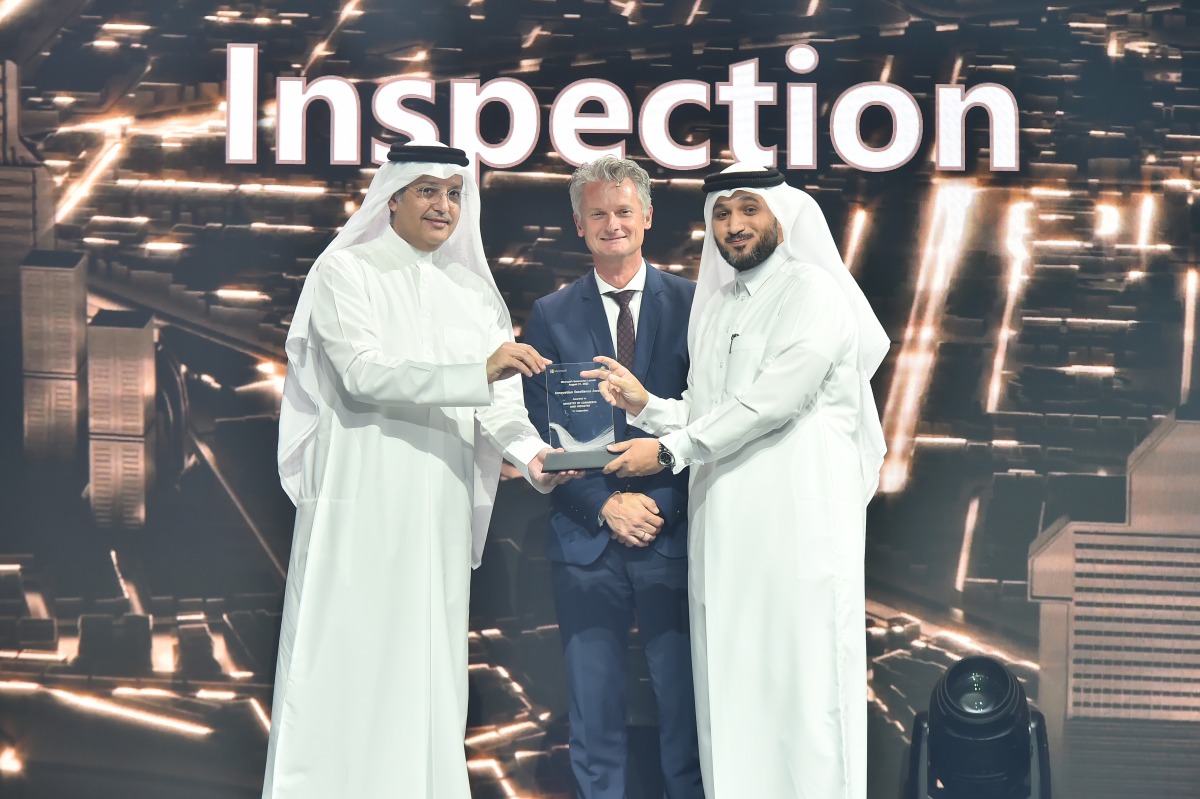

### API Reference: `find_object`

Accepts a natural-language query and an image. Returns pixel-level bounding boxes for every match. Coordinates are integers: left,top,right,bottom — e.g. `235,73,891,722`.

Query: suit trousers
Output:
551,541,703,799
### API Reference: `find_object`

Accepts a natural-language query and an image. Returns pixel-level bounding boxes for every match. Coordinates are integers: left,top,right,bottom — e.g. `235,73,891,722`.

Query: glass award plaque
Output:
542,362,618,471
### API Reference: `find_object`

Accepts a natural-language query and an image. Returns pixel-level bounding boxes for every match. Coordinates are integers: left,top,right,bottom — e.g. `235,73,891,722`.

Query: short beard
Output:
717,224,779,272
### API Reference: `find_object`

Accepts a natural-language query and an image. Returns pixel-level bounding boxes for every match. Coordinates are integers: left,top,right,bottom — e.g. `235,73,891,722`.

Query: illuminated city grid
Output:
0,1,1198,797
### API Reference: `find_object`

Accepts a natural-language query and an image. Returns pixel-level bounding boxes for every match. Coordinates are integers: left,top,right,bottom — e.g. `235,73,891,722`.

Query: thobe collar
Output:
380,223,436,268
594,260,648,296
733,247,787,299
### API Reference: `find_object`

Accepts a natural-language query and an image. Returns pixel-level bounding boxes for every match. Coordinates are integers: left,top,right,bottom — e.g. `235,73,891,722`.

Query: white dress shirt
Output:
594,260,648,341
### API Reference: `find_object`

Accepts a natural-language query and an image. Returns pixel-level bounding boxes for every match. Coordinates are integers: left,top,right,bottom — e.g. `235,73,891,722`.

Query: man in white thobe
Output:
266,142,574,799
588,165,889,799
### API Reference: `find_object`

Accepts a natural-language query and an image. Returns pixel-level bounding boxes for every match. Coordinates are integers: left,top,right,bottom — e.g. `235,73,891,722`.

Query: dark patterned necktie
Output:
605,290,637,369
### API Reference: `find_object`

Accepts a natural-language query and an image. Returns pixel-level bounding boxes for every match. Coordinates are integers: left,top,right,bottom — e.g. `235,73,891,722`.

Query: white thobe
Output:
632,250,868,799
263,227,545,799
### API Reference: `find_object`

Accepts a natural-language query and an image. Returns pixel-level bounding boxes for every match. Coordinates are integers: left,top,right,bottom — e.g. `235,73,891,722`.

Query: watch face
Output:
658,444,673,467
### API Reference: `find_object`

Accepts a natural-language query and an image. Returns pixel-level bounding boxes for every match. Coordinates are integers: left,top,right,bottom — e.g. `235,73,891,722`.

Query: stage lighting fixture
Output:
900,655,1050,799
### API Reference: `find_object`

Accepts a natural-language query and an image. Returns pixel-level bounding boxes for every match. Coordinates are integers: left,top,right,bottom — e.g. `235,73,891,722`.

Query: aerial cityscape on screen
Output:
1,1,1198,797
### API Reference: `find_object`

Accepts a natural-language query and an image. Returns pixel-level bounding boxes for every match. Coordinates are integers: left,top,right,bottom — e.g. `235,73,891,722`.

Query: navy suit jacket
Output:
523,264,694,565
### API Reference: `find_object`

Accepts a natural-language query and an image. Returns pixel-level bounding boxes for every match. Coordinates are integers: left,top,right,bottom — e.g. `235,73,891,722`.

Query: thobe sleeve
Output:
628,385,692,435
473,291,551,492
658,269,853,473
310,254,492,407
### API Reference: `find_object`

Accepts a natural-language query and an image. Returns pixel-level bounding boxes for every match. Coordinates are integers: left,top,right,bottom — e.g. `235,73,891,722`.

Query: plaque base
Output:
543,448,615,472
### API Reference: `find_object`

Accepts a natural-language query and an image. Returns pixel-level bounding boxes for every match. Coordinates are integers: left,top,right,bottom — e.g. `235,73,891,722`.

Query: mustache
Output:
724,233,752,243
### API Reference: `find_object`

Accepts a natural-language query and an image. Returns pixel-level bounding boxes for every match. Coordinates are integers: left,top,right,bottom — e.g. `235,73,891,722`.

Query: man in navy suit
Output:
523,157,701,799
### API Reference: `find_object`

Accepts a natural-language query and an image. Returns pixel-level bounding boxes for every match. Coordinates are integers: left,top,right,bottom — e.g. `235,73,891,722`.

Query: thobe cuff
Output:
630,393,670,435
446,361,492,406
505,435,549,492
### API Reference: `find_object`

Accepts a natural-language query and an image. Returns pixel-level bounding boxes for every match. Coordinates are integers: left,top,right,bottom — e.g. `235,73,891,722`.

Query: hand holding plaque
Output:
542,362,619,472
581,356,649,416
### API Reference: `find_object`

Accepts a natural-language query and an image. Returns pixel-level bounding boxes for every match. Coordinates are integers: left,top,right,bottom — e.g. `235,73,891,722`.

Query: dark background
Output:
1,1,1199,797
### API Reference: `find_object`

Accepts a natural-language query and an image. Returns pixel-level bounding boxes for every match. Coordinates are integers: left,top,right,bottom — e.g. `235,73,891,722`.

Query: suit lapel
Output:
631,263,661,385
580,275,615,361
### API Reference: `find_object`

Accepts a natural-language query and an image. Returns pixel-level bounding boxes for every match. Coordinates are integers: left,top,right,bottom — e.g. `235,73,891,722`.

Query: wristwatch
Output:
657,441,676,470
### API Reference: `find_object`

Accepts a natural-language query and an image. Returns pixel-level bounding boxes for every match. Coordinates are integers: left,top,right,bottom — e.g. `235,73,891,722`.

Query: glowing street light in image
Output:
879,55,895,83
250,698,271,732
879,182,977,494
304,0,362,73
1030,186,1071,198
843,207,869,275
0,0,32,24
101,22,151,32
1032,239,1086,249
466,759,521,797
955,497,981,593
1183,269,1197,404
47,689,215,736
915,435,968,447
113,687,175,698
215,289,270,302
142,241,186,253
1057,365,1116,376
0,747,21,775
55,140,124,223
0,682,215,737
1095,204,1120,237
986,201,1033,414
1138,194,1155,247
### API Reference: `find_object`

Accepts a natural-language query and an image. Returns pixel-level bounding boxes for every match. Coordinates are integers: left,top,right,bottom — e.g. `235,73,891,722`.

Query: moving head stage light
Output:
901,656,1051,799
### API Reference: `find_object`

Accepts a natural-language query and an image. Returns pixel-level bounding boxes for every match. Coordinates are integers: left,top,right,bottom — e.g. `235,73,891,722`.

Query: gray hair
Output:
568,155,652,219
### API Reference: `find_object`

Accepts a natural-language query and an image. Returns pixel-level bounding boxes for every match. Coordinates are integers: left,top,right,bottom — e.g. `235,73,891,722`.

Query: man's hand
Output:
579,356,649,416
603,438,664,478
602,492,664,548
529,447,581,489
487,342,552,383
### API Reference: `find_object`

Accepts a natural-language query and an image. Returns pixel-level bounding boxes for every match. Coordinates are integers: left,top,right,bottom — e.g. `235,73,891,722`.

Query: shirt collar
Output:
594,260,648,297
733,248,786,298
381,223,436,266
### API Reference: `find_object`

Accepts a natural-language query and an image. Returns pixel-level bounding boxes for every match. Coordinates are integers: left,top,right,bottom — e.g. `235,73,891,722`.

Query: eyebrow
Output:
715,195,758,206
409,179,462,187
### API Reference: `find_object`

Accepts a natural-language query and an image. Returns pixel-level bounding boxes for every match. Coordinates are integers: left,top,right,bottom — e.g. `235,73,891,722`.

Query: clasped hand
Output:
603,491,664,548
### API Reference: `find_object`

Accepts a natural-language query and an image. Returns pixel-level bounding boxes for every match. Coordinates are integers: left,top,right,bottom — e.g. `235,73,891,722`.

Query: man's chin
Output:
717,247,754,271
414,234,449,251
718,239,777,272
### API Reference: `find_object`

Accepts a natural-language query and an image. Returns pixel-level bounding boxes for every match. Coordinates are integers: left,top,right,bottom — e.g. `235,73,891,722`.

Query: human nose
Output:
430,190,451,211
